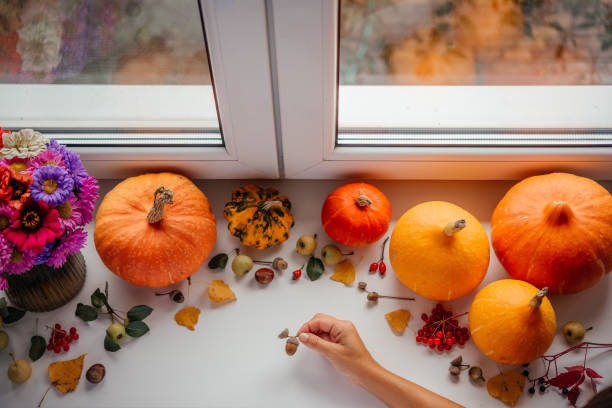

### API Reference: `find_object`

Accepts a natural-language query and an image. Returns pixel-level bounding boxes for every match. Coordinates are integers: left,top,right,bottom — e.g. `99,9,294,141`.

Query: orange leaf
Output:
48,354,86,394
330,259,355,285
487,370,525,406
385,309,411,334
208,280,236,303
175,306,201,331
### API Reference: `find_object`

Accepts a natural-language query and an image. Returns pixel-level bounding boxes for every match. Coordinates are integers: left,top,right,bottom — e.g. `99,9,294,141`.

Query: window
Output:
0,0,280,178
272,0,612,179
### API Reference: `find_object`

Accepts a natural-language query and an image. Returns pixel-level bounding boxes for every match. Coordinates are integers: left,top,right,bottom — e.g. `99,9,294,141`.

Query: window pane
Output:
0,0,221,146
337,0,612,146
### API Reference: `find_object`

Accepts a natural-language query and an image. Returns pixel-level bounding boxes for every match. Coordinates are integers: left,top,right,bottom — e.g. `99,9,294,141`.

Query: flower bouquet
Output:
0,128,99,312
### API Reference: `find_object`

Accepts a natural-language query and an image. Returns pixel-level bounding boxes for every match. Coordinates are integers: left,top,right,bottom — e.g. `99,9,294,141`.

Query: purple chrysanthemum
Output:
75,176,99,225
28,149,65,172
0,276,8,290
46,138,68,157
30,165,74,206
0,234,12,271
34,241,54,265
5,249,36,275
58,195,80,231
62,150,88,186
46,228,86,268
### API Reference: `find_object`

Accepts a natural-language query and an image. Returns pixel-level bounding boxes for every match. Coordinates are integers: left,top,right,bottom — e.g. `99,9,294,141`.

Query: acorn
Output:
86,364,106,384
358,282,367,291
367,292,379,302
469,366,484,382
285,337,299,356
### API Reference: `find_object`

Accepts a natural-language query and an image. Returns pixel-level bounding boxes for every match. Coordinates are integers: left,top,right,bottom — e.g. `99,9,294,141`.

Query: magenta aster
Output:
46,228,87,268
58,195,79,231
5,249,36,275
75,176,98,225
0,276,7,290
27,149,65,171
4,200,63,252
30,165,74,206
0,234,12,271
0,202,18,231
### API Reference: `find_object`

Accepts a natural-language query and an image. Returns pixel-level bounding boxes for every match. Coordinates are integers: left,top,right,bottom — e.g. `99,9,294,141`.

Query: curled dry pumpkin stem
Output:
147,186,174,224
355,195,373,207
444,219,467,236
529,287,549,308
258,200,283,212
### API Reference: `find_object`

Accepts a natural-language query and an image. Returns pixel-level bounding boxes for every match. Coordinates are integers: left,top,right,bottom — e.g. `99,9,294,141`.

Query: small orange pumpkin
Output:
94,173,216,288
492,173,612,294
469,279,556,365
389,201,489,301
321,182,391,247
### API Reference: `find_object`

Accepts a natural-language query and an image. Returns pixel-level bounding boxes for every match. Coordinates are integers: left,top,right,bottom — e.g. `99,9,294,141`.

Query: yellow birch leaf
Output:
330,259,355,285
385,309,411,334
487,370,526,407
175,306,201,331
208,280,236,303
48,354,86,394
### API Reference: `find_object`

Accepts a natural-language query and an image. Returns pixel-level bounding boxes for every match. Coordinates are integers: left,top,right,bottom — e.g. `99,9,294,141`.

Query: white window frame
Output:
271,0,612,180
0,0,280,179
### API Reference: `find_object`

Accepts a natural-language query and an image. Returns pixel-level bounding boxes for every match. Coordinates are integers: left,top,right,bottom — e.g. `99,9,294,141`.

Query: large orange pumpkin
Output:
321,182,391,247
469,279,556,365
492,173,612,294
94,173,216,288
389,201,489,301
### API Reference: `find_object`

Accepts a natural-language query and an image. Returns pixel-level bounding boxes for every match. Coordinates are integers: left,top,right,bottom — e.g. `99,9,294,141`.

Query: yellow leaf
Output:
487,370,526,407
330,259,355,285
48,354,86,394
208,280,236,303
385,309,411,334
175,306,201,331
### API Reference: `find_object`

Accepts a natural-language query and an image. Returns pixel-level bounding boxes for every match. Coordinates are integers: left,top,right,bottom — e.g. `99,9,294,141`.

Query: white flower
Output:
1,129,49,159
17,15,63,75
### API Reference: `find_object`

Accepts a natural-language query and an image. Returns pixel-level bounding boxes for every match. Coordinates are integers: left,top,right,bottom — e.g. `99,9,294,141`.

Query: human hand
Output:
297,313,379,386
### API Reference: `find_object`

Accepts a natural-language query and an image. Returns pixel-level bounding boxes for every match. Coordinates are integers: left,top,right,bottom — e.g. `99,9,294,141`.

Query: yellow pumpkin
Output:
469,279,556,365
94,173,216,288
223,184,294,250
389,201,489,301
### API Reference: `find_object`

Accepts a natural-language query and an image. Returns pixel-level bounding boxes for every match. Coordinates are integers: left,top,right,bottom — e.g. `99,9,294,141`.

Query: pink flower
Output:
75,176,98,225
5,249,36,275
0,276,8,290
27,149,64,171
4,200,62,252
46,228,86,268
0,233,12,271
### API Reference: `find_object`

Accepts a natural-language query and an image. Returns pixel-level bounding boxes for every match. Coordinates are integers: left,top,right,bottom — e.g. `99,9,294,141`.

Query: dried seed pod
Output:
86,364,106,384
255,268,275,284
358,282,367,291
449,366,461,376
469,366,484,381
272,257,288,271
286,337,299,356
450,356,463,367
278,328,289,339
367,292,379,302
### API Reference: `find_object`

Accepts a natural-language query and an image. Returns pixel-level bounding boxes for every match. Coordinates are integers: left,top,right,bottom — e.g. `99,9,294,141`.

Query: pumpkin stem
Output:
356,195,372,207
444,219,466,236
258,200,283,212
147,186,174,224
544,201,573,224
529,287,549,308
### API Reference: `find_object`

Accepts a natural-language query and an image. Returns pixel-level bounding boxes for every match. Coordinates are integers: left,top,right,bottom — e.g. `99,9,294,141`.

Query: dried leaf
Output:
208,280,236,303
385,309,411,335
549,371,582,390
486,371,525,407
48,354,86,394
585,368,602,379
175,306,200,331
330,259,355,285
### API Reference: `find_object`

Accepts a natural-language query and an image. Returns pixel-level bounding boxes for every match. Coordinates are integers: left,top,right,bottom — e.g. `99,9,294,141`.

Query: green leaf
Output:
3,306,26,324
306,256,325,281
125,321,150,338
207,253,229,269
29,335,46,361
0,297,8,318
91,288,106,308
75,303,98,322
104,333,120,352
435,1,453,16
127,305,153,321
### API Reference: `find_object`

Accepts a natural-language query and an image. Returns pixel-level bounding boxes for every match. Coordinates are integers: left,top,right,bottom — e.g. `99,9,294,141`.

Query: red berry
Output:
429,342,436,349
54,323,61,330
421,313,428,322
47,344,53,351
54,346,61,354
63,344,70,352
416,336,422,343
378,262,386,275
458,338,465,346
292,269,301,280
72,333,79,341
435,331,443,339
427,326,435,333
437,344,445,351
445,344,452,350
417,330,424,336
61,340,68,348
369,262,378,272
69,327,76,335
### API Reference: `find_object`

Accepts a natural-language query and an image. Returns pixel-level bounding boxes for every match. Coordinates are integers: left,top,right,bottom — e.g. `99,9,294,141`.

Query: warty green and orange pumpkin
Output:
389,201,489,301
492,172,612,294
94,173,216,288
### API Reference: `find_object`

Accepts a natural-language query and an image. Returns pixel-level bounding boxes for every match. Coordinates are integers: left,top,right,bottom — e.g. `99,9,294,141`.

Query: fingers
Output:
298,332,340,355
297,313,340,337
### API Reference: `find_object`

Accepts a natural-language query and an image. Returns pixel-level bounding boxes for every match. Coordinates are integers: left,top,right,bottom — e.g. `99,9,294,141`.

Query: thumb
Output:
299,333,337,356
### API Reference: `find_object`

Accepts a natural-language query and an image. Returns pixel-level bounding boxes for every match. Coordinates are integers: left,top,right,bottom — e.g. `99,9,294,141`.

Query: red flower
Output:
0,127,10,149
4,200,62,252
0,32,21,78
0,164,32,209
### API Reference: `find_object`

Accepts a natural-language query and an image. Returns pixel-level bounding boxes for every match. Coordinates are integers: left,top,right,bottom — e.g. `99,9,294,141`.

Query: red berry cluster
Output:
369,237,389,277
415,304,469,352
46,323,79,354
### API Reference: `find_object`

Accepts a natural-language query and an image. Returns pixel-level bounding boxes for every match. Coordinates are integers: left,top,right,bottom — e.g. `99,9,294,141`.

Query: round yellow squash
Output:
389,201,490,301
